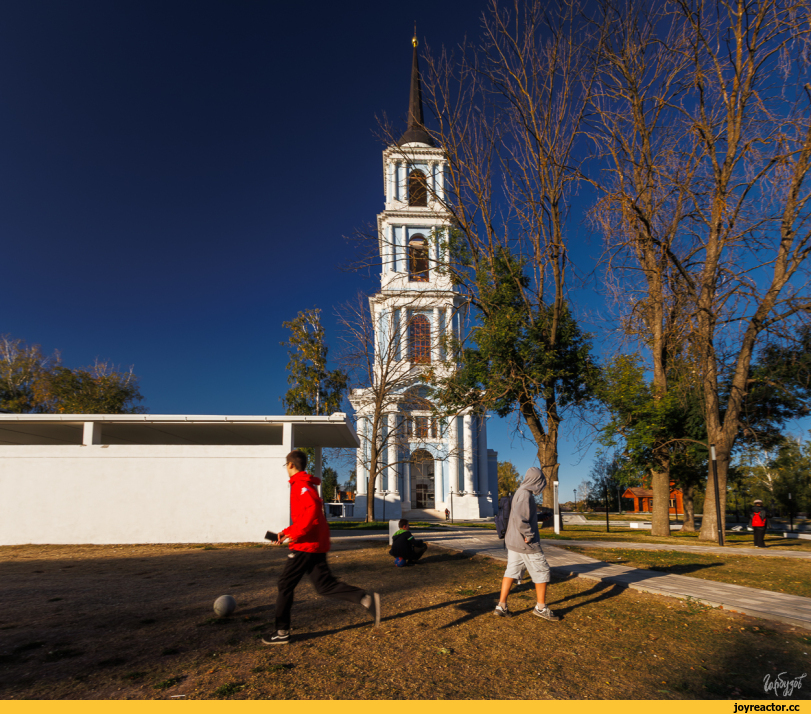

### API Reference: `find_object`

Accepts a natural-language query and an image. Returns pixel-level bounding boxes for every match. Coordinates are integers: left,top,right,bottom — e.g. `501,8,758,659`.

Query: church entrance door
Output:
410,450,434,509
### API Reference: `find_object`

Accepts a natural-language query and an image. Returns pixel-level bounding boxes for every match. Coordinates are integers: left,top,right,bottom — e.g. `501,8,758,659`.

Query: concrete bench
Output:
629,522,683,530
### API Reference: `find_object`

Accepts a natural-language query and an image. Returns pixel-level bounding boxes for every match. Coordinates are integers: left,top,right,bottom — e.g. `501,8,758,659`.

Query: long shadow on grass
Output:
548,577,625,615
552,559,724,585
289,592,501,642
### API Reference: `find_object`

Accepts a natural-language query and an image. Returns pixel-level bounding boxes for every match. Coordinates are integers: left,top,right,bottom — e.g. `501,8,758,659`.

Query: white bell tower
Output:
350,34,497,521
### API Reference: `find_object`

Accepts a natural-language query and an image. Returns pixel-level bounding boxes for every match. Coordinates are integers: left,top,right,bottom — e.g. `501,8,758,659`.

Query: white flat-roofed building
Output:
0,413,357,545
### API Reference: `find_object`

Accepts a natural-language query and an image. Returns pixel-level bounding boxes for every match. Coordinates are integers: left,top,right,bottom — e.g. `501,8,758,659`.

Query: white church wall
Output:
0,444,290,545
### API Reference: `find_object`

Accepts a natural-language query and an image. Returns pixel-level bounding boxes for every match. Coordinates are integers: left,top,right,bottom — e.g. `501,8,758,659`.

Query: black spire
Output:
397,31,435,147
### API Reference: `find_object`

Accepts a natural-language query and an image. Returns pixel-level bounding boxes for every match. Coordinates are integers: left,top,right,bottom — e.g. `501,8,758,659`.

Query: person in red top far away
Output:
749,499,770,549
262,450,381,646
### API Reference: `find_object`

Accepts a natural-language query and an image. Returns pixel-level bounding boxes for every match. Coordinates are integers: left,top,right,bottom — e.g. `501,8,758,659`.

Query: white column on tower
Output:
388,412,398,494
398,162,406,203
381,227,390,273
356,416,367,495
463,414,475,494
389,160,396,204
448,415,459,496
403,459,411,508
434,457,442,507
477,415,489,494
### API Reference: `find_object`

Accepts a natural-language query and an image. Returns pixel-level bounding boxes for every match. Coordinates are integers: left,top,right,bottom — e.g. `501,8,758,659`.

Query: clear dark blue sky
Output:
1,0,610,491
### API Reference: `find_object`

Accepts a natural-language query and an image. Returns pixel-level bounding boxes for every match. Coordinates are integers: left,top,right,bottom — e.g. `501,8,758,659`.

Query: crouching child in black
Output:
389,519,427,566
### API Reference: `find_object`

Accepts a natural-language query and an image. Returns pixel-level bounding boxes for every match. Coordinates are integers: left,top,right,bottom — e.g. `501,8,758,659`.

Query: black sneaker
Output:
533,605,560,622
261,630,290,645
494,604,512,617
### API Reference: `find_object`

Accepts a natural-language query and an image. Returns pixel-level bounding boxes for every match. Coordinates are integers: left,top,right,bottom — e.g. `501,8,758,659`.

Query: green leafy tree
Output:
432,247,596,506
343,469,356,494
585,452,643,513
281,308,348,417
596,354,707,531
415,2,599,508
321,466,339,503
0,336,53,413
34,361,145,414
735,328,811,450
497,461,521,499
735,436,811,519
2,336,145,414
770,437,811,519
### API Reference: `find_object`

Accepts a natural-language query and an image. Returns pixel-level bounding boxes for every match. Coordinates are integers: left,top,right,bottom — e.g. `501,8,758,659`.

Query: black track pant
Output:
409,541,428,563
753,526,766,548
275,550,367,631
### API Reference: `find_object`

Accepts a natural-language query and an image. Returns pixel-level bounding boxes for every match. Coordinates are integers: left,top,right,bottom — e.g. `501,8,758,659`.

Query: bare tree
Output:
670,0,811,541
417,0,599,506
338,291,464,522
588,0,811,541
586,0,699,535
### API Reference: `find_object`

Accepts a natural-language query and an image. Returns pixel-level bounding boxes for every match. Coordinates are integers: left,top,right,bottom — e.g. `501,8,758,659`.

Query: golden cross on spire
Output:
412,23,418,48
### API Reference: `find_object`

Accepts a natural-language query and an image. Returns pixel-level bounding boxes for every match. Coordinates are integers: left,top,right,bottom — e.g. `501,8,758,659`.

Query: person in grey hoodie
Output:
494,466,559,621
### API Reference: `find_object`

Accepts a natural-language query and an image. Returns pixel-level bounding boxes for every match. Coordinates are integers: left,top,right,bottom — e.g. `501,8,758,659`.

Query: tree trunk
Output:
536,461,560,510
520,398,560,508
650,467,671,536
366,441,379,523
542,398,560,508
680,483,697,532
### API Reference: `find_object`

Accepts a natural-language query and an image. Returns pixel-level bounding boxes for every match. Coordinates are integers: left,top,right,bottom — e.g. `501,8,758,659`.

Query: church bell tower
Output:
350,34,497,521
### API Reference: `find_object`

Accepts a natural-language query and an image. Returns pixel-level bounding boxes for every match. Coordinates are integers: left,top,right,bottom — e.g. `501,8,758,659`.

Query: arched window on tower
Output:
409,314,431,364
408,169,428,206
408,236,429,282
403,385,438,439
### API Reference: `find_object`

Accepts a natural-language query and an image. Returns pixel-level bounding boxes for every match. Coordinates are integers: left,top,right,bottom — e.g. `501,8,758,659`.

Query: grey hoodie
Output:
504,467,547,554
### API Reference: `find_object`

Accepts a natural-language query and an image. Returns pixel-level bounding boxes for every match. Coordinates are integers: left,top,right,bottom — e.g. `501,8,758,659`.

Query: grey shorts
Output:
504,548,550,584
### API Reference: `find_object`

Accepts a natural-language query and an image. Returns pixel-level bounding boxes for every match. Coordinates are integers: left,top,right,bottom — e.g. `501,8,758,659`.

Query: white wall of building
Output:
0,444,291,545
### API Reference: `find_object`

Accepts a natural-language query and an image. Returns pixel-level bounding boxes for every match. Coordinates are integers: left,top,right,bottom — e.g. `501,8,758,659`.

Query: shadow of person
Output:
547,580,625,615
645,562,724,577
293,590,501,641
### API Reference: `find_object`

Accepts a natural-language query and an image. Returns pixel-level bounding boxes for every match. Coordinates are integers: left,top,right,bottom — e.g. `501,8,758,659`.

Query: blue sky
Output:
0,0,623,495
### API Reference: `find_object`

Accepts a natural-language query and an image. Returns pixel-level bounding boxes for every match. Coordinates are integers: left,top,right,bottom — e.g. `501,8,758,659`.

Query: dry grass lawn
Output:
0,542,809,700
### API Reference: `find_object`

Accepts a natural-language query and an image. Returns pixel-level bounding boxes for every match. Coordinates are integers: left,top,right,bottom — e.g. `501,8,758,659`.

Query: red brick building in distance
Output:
622,485,684,515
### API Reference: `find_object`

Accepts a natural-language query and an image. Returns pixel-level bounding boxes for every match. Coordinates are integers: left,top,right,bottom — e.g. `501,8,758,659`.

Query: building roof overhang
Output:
0,413,359,448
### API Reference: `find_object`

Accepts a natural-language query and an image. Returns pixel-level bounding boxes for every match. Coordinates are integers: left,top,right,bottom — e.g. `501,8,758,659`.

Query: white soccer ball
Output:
213,594,236,617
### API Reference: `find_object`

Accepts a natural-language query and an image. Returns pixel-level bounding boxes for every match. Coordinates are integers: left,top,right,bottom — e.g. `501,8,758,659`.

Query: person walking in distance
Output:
749,499,769,549
263,450,381,645
494,467,559,622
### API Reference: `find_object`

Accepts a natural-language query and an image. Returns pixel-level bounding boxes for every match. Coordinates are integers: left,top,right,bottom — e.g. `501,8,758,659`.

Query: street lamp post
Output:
574,489,577,512
789,492,793,533
710,444,725,546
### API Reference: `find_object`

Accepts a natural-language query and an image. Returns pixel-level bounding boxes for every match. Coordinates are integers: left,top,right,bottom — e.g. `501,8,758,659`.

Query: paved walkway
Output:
332,528,811,631
544,538,811,560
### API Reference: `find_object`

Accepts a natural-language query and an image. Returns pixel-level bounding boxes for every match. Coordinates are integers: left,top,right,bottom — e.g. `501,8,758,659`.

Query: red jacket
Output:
280,471,331,553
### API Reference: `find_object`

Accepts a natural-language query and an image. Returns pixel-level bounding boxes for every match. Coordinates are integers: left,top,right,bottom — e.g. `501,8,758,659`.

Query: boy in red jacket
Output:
262,450,381,645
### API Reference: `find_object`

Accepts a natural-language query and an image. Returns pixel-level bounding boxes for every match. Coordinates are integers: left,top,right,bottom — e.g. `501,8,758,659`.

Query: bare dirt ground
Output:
1,542,809,700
